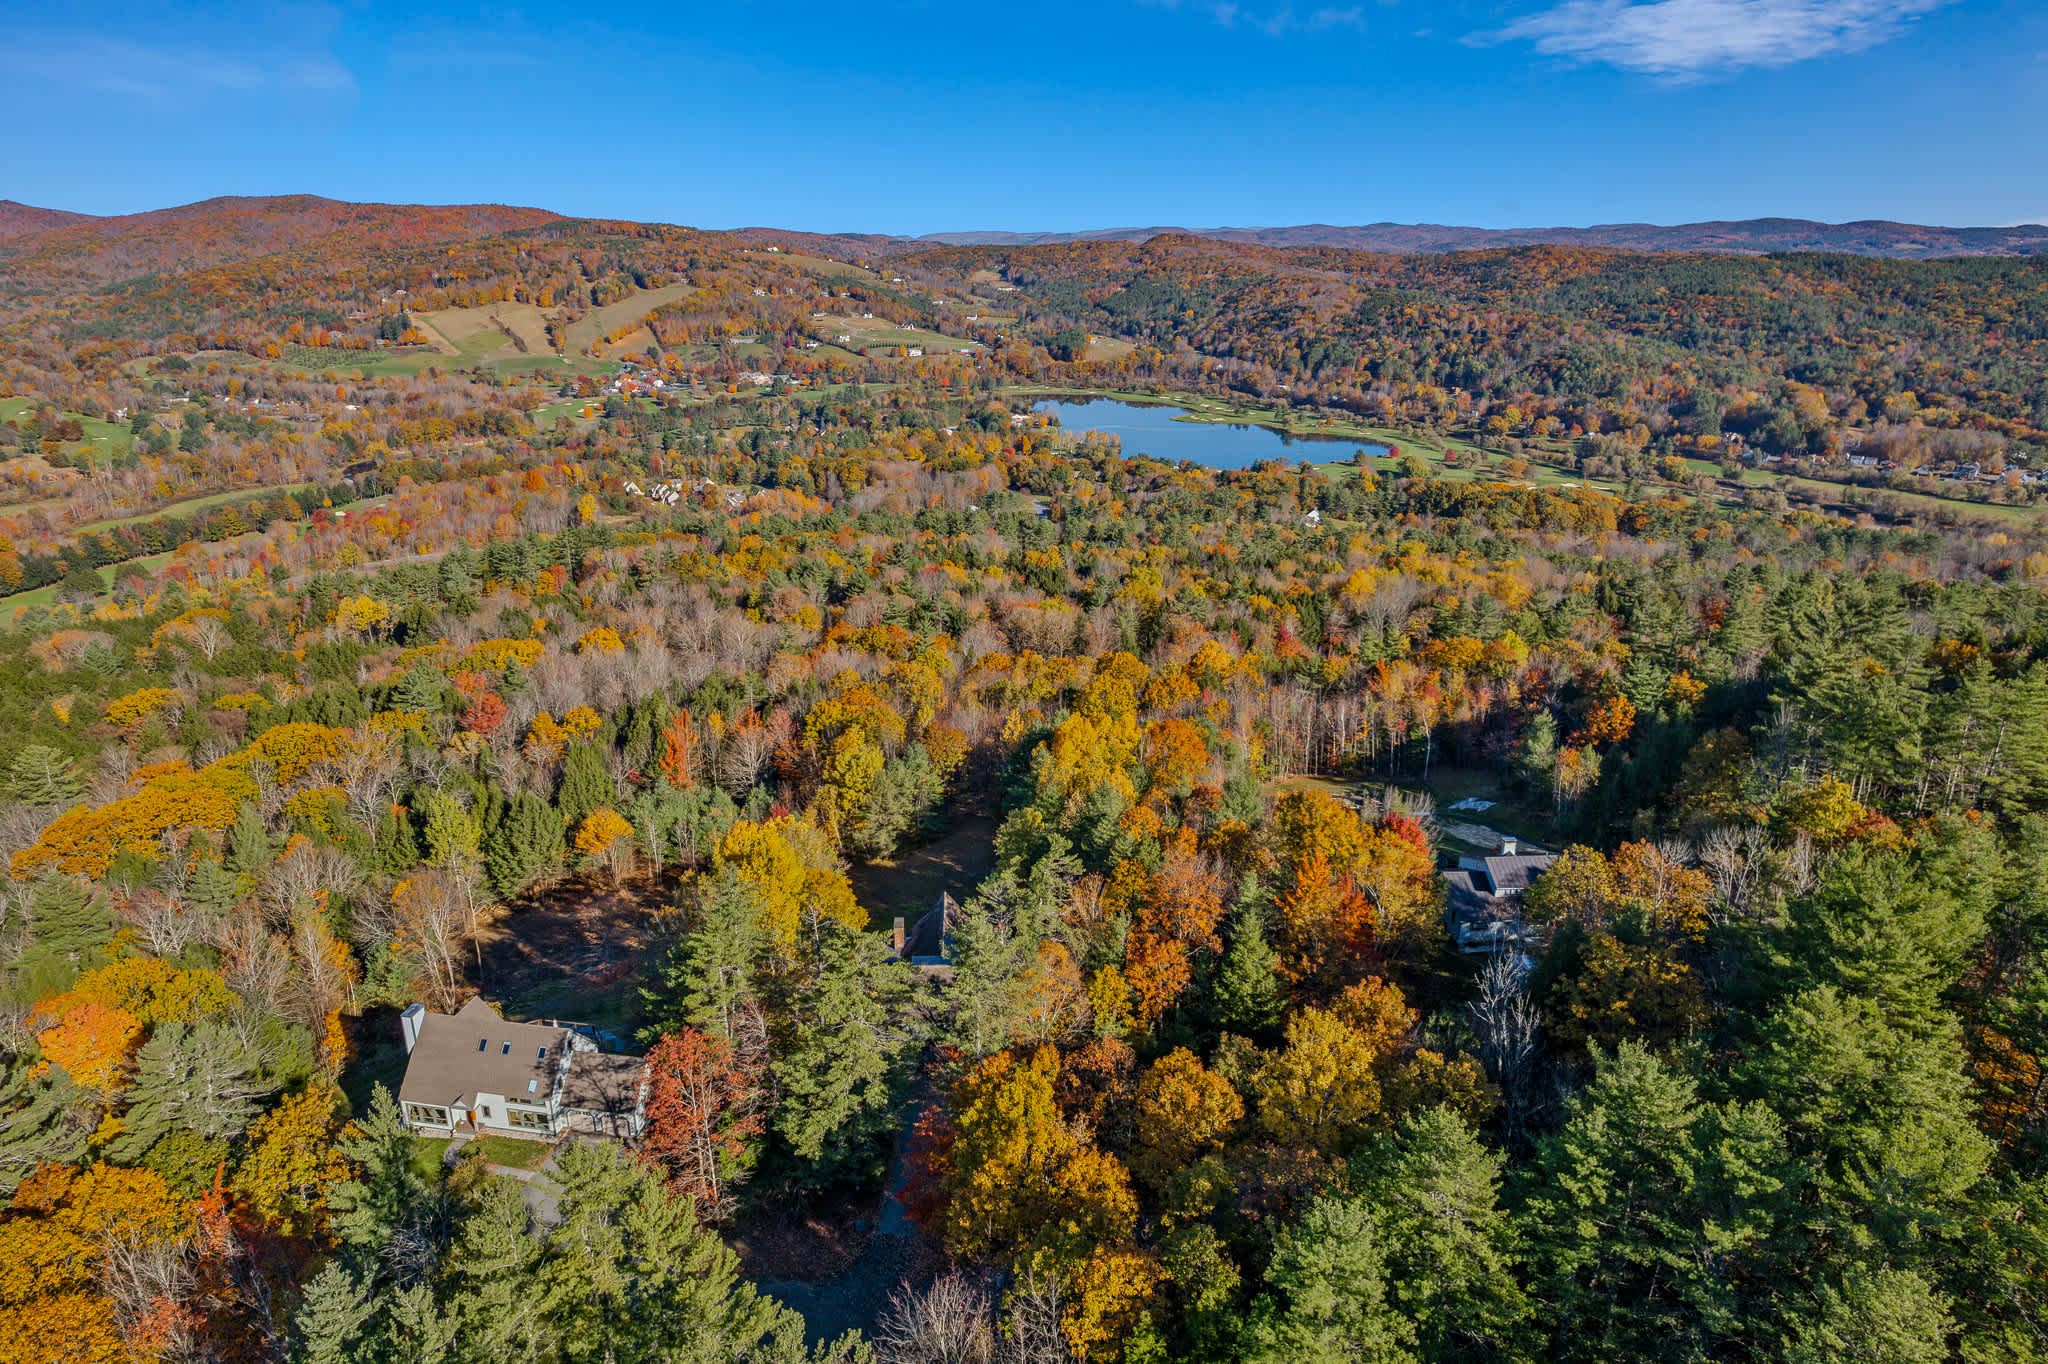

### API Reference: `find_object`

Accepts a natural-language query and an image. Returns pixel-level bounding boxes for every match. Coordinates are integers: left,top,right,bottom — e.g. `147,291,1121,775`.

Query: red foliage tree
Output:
637,1028,762,1220
460,692,508,737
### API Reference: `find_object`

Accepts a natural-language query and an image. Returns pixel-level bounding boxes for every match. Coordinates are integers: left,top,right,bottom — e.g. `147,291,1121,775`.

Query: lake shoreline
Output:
1031,394,1390,471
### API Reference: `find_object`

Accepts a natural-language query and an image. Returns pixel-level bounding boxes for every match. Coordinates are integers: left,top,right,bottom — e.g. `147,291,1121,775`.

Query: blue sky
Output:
4,0,2043,233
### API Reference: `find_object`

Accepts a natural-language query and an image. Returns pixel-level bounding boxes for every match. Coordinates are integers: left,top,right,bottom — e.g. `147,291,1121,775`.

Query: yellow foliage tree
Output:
1132,1049,1242,1186
1253,1007,1382,1156
104,687,181,729
33,957,233,1028
573,808,634,858
232,1086,350,1239
35,1002,144,1097
332,595,389,636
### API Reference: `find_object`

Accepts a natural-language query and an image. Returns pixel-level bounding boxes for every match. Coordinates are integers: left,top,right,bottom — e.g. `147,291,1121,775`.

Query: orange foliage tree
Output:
638,1028,762,1220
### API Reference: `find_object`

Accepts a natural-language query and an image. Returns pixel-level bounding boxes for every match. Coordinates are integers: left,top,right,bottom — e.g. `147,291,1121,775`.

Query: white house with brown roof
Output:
397,998,649,1141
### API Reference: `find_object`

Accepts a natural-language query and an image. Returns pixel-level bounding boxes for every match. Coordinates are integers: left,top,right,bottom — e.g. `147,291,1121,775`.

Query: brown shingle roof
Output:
559,1051,649,1115
1480,854,1556,895
398,999,569,1111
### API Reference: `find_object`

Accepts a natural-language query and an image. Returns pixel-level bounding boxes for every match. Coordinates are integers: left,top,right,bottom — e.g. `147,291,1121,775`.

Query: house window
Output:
501,1042,511,1056
537,1046,548,1060
477,1038,487,1052
527,1080,539,1095
507,1107,549,1132
480,1106,492,1119
403,1103,451,1128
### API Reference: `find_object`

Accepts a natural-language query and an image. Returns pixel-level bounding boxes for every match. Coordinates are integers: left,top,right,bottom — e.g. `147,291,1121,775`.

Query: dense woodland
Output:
0,199,2043,1363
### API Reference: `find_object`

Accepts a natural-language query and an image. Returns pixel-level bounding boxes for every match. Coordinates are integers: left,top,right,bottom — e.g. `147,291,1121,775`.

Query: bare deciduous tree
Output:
389,869,473,1011
1469,951,1540,1140
873,1271,996,1364
996,1273,1075,1364
1698,824,1770,923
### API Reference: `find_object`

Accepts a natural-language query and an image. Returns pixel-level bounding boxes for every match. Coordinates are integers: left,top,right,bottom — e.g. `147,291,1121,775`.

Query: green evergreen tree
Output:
326,1084,430,1251
1353,1107,1531,1363
287,1261,380,1364
848,747,941,862
640,867,766,1043
11,874,117,995
390,664,449,715
1738,985,1989,1256
0,1052,88,1195
941,876,1029,1058
1520,1042,1794,1362
438,1141,829,1361
1783,1264,1953,1364
185,854,240,914
1212,897,1282,1039
1243,1195,1417,1364
4,744,83,806
26,873,117,961
555,739,617,827
375,802,422,875
225,801,276,876
106,1022,273,1160
422,792,483,873
484,792,566,902
1774,847,1982,1039
772,910,916,1184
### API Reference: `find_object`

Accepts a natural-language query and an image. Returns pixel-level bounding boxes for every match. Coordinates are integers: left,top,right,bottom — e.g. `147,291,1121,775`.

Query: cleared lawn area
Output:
469,1136,553,1171
1,550,175,615
415,302,558,364
771,250,882,283
0,396,134,464
411,1138,454,1182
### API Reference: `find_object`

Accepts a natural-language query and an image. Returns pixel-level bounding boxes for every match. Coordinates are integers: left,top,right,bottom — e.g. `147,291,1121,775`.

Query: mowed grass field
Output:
563,281,698,355
74,486,297,534
413,302,556,364
1,550,176,614
0,396,135,463
815,313,979,354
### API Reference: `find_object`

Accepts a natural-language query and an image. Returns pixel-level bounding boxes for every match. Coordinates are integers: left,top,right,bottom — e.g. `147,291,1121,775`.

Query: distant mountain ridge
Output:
0,201,95,239
6,197,2047,280
0,195,563,283
914,218,2048,259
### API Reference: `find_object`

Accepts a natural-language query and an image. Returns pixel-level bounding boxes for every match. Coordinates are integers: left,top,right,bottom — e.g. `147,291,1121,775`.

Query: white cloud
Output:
14,10,356,107
1486,0,1957,76
1138,0,1371,36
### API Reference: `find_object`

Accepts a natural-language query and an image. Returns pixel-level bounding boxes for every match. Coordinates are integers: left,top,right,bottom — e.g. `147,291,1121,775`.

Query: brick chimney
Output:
892,917,906,955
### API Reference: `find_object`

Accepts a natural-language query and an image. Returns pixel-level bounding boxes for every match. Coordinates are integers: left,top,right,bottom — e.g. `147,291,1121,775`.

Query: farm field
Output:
563,281,698,355
769,250,882,283
411,301,555,362
815,312,979,354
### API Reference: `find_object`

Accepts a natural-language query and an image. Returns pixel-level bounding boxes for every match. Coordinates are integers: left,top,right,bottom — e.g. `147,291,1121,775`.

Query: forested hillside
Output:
0,198,2041,1364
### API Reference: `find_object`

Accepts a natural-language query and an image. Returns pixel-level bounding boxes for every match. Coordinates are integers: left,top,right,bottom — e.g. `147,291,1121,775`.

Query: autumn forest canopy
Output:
0,195,2043,1364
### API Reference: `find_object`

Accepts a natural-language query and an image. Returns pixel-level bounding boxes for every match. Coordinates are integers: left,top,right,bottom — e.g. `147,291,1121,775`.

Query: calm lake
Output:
1033,398,1389,471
